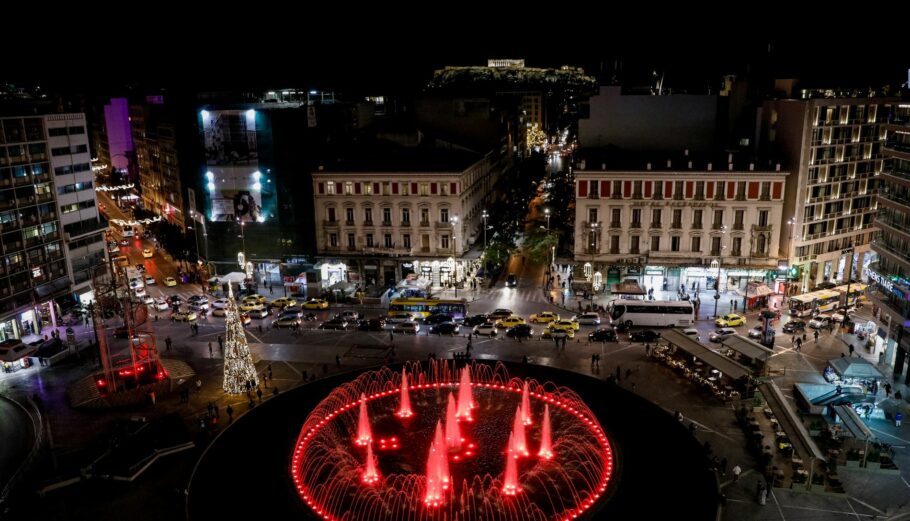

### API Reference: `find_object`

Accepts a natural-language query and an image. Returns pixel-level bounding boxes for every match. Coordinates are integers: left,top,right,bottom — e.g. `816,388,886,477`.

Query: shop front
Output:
643,266,667,293
318,261,348,287
0,317,21,342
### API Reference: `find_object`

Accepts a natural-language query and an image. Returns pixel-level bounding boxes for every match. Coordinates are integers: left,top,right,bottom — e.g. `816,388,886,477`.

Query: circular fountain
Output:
290,362,614,521
187,360,719,520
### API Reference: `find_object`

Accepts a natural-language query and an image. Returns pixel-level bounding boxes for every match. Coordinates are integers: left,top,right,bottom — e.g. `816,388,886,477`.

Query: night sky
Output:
6,20,908,96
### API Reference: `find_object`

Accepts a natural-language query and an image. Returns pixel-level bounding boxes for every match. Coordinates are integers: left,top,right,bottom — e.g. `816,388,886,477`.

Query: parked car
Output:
152,297,169,311
212,308,228,317
588,328,617,342
269,297,296,310
430,322,461,335
541,327,574,340
211,298,230,309
682,327,700,341
630,330,661,343
709,328,737,342
247,307,270,319
831,308,856,323
572,312,601,325
782,320,806,333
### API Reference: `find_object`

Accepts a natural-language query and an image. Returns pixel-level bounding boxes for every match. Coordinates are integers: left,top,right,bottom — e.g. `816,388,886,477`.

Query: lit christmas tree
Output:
222,284,259,394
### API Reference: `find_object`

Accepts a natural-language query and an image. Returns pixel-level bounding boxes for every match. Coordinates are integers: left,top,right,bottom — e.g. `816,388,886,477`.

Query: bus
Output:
832,283,867,306
607,300,695,328
389,297,467,320
788,289,841,317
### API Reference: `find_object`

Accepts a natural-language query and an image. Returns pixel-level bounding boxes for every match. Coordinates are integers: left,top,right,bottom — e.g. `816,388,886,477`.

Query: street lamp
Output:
482,210,489,252
544,208,551,231
713,224,727,319
843,246,855,323
787,217,797,295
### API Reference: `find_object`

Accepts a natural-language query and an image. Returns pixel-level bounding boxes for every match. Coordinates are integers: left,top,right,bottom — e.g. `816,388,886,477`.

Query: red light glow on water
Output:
290,361,614,521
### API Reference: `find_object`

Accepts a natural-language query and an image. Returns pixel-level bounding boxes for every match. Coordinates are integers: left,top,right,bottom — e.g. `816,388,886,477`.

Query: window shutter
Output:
430,183,438,195
318,182,325,194
392,183,399,195
354,183,362,194
578,180,588,198
772,182,782,199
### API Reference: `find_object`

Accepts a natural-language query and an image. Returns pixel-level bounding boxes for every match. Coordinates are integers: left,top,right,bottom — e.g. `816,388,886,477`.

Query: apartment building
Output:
312,147,507,290
573,155,788,294
762,95,896,292
0,113,104,344
868,99,910,384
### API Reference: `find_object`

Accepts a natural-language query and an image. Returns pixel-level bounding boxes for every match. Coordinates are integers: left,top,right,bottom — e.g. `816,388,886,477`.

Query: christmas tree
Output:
222,284,259,394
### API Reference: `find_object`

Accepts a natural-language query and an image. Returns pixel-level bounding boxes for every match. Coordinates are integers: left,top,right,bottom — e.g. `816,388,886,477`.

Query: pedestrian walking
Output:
267,363,272,380
256,387,263,402
814,330,819,343
896,411,903,427
802,332,807,344
165,336,172,351
208,342,213,358
795,337,802,351
732,465,742,483
645,343,651,356
218,335,223,350
226,405,233,422
849,344,855,357
336,354,342,367
591,353,597,367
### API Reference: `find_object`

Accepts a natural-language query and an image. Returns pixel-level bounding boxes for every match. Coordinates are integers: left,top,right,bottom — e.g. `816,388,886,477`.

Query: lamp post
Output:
188,210,201,262
843,246,855,322
450,215,459,290
713,224,727,319
787,217,797,296
481,210,488,252
544,208,550,232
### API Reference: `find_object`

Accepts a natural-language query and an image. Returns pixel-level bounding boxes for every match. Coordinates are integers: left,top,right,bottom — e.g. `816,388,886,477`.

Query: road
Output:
0,396,34,500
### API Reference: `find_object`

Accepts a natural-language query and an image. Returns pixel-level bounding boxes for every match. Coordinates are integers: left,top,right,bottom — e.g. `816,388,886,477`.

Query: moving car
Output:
588,328,617,342
630,330,661,343
357,318,386,331
808,314,833,329
572,312,601,325
782,320,806,333
318,319,348,330
211,298,230,309
831,308,856,323
273,316,301,328
424,313,453,325
709,328,737,342
495,316,525,329
506,273,517,288
392,322,420,334
715,313,745,327
242,295,267,306
172,311,198,322
541,327,574,340
747,325,764,339
247,307,270,319
462,314,489,327
550,320,580,332
144,276,156,285
142,248,154,258
152,298,169,311
473,323,498,337
163,277,177,287
505,324,534,339
529,311,560,324
269,297,296,309
429,322,461,335
488,309,513,320
303,298,329,310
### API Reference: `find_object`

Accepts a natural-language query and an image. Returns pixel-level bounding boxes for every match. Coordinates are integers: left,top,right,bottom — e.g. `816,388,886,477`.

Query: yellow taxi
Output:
242,294,267,306
269,297,296,309
240,301,264,312
550,319,580,332
494,315,525,329
529,311,560,323
541,327,575,340
303,298,329,310
715,313,746,327
163,276,177,287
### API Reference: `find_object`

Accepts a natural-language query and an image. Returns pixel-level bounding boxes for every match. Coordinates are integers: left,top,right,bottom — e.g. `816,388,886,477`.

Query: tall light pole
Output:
544,208,550,231
481,210,488,252
713,224,727,319
843,246,855,323
188,210,201,261
787,217,797,295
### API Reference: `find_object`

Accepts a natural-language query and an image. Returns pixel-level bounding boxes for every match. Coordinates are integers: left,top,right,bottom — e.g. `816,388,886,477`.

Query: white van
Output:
573,312,601,325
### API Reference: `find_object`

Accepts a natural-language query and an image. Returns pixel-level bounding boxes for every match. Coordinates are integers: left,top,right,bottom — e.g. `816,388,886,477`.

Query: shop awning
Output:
214,272,248,284
828,357,885,380
832,405,875,441
737,282,774,298
661,329,752,380
719,335,774,364
612,280,646,295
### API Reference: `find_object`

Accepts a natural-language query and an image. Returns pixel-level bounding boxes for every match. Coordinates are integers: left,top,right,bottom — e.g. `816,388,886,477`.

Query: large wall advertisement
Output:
200,109,275,223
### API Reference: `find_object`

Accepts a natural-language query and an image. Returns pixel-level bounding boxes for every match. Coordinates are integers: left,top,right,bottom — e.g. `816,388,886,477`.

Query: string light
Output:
222,285,259,394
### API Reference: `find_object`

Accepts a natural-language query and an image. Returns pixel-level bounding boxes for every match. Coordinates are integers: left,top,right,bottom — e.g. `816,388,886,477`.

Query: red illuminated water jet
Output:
456,367,474,421
445,392,462,450
510,405,529,457
538,404,553,460
362,443,379,484
356,393,372,446
502,435,520,496
521,381,532,426
396,368,413,419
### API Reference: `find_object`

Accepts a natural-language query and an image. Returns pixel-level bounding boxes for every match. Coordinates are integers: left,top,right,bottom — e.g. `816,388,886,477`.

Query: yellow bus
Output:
389,297,467,320
832,283,867,306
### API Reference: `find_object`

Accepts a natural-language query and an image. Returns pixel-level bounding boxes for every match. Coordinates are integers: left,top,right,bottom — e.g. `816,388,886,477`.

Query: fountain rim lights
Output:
290,379,614,520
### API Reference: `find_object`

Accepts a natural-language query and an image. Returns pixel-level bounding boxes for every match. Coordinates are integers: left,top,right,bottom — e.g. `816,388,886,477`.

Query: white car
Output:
808,314,833,329
153,297,169,311
212,298,230,309
472,323,498,337
682,328,701,341
708,328,737,343
142,295,156,305
133,286,146,297
393,322,420,334
129,278,143,289
572,312,601,325
831,308,856,323
144,276,156,285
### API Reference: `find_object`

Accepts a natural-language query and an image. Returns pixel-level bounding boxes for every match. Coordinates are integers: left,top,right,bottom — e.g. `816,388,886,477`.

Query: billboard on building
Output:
200,109,275,223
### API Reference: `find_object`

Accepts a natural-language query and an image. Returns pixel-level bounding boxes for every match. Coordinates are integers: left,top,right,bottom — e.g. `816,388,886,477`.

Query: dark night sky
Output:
7,18,908,96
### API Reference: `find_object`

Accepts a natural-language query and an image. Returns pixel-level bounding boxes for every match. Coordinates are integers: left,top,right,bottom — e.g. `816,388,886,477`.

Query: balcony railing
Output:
609,221,621,228
671,221,682,229
344,220,355,226
732,223,744,231
710,249,721,256
752,224,772,232
630,222,641,228
650,222,662,229
691,223,702,230
419,221,431,227
629,248,640,254
712,223,724,230
731,250,742,257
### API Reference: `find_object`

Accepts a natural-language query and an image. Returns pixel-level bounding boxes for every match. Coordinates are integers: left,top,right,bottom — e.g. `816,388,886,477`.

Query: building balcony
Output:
609,248,620,254
364,220,375,227
434,221,452,230
752,224,773,232
585,247,601,255
732,223,744,231
630,222,641,229
710,250,721,256
691,223,702,230
418,221,431,228
400,221,411,227
629,248,640,254
0,220,21,232
13,176,32,187
671,221,682,229
650,223,662,229
609,221,621,228
381,221,393,227
344,220,355,226
751,251,770,259
420,247,431,253
322,220,340,227
712,223,724,230
731,250,742,257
